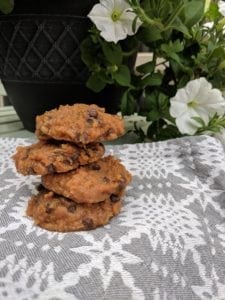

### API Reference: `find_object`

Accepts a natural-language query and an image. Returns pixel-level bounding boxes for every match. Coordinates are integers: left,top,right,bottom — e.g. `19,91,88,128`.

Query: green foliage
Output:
196,114,225,134
112,65,131,87
81,29,137,93
0,0,14,13
81,0,225,141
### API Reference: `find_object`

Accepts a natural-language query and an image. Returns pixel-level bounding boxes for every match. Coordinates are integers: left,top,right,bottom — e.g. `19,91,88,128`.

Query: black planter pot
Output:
0,0,124,132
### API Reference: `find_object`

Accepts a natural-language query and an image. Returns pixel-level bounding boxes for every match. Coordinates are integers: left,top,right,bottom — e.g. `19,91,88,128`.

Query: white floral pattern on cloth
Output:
0,136,225,300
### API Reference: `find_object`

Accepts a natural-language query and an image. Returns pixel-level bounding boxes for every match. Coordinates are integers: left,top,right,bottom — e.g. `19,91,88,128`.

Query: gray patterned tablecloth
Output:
0,136,225,300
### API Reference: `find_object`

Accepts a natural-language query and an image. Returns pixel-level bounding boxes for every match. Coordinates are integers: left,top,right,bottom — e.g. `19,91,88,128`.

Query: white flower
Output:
88,0,142,43
169,77,225,135
204,21,214,30
218,0,225,17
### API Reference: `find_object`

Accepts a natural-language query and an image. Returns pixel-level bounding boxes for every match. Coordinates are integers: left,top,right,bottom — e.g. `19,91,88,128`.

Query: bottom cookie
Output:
26,188,122,232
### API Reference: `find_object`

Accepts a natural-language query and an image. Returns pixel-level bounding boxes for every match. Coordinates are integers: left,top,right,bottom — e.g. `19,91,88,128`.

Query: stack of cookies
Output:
12,104,132,232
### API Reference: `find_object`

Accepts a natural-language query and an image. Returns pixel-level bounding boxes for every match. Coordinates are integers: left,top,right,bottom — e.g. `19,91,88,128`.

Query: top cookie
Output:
35,104,125,144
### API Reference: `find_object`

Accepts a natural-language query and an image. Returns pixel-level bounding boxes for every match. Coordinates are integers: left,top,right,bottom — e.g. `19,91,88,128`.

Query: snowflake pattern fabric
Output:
0,136,225,300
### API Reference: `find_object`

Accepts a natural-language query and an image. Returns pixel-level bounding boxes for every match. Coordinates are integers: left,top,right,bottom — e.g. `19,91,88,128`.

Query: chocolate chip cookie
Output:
42,155,132,203
35,103,125,144
12,141,104,175
27,188,122,232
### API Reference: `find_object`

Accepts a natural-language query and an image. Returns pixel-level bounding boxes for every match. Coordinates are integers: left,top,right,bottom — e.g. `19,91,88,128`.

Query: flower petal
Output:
88,2,111,19
196,89,225,115
170,77,225,135
169,101,187,118
176,110,201,135
96,19,128,43
88,4,113,36
185,77,209,100
170,88,190,104
114,0,131,11
99,0,115,11
88,2,120,43
191,106,209,125
88,0,141,43
112,21,129,42
192,78,212,102
120,10,142,35
218,0,225,17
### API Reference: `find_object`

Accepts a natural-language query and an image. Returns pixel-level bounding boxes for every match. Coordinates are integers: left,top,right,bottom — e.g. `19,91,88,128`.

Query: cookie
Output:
35,103,125,144
26,188,122,232
12,141,105,175
42,155,132,203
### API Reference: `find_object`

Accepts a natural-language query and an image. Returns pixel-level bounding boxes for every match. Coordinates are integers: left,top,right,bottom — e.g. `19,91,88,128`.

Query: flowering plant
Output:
82,0,225,142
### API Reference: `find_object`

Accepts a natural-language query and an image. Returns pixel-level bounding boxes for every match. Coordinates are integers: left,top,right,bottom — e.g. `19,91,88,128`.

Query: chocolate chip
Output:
89,144,98,151
67,203,77,213
103,176,110,183
63,158,74,165
45,203,53,214
22,149,30,160
80,132,88,143
88,108,98,118
71,153,79,162
110,194,120,203
107,129,114,135
83,147,91,157
89,163,101,171
34,195,41,204
117,177,126,191
47,139,61,146
86,117,94,124
82,218,94,230
47,164,56,174
28,167,36,175
36,184,45,191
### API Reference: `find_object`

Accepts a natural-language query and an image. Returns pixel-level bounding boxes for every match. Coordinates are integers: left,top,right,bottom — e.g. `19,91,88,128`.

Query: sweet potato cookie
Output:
42,155,132,203
27,188,122,232
12,141,104,175
35,103,125,144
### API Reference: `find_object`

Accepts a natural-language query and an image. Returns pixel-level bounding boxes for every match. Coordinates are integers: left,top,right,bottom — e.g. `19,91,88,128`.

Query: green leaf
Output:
208,46,225,61
142,73,163,87
208,127,221,133
205,2,220,20
158,93,168,108
112,65,131,87
169,17,191,37
132,15,139,33
161,40,184,54
156,125,182,140
140,92,155,112
86,74,106,93
147,110,160,122
98,71,114,84
170,59,193,78
183,1,204,27
80,37,97,68
101,42,123,65
192,116,206,127
139,27,162,43
147,119,167,140
147,121,158,138
0,0,14,13
120,90,137,115
136,61,155,74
